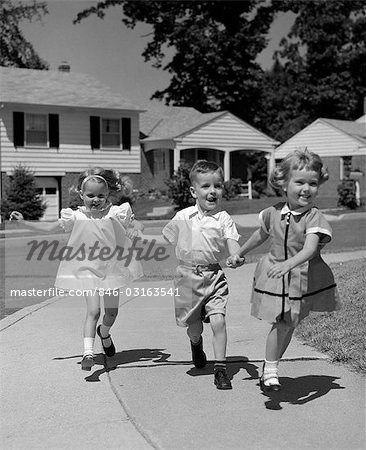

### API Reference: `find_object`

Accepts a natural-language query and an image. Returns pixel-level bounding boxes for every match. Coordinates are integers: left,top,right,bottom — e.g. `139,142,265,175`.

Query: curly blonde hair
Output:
270,148,329,191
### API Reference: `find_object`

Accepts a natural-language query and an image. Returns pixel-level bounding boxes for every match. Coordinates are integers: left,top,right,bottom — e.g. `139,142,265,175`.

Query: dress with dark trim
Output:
250,203,340,326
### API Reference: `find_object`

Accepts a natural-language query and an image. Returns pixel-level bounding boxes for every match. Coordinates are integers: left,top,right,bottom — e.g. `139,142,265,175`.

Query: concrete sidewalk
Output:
1,252,365,449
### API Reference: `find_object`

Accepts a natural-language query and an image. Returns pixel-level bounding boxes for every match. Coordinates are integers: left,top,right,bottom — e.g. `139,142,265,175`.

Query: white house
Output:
1,66,281,220
140,105,279,190
274,115,366,203
0,66,143,219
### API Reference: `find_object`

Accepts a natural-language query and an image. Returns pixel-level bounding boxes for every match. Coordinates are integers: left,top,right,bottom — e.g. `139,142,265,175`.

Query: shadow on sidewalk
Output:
259,375,345,410
53,348,172,382
187,356,260,383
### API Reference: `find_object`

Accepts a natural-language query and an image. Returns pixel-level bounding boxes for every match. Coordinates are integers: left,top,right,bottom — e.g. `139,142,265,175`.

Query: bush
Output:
1,165,46,220
165,162,194,209
337,179,358,209
223,178,242,200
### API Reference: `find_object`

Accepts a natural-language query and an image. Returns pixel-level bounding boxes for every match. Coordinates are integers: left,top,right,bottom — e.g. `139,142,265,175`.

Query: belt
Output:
178,261,221,275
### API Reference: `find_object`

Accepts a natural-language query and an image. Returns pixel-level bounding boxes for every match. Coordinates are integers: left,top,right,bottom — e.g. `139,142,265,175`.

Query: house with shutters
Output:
0,66,143,220
1,66,281,220
274,114,366,205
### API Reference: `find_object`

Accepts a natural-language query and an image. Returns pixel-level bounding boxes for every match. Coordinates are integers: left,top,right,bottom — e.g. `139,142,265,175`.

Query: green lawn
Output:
295,258,366,375
131,195,364,220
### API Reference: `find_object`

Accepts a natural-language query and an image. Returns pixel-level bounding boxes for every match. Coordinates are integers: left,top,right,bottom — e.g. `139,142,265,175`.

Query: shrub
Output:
337,179,358,209
1,165,46,220
165,162,194,209
223,178,243,200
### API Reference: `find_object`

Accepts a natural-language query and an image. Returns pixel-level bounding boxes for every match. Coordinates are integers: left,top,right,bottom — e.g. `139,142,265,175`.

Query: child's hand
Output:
226,254,245,269
126,228,139,240
9,211,24,221
267,261,291,278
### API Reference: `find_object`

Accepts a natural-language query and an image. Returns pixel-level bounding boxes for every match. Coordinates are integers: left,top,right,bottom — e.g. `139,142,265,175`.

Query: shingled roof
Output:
140,105,226,140
0,67,143,111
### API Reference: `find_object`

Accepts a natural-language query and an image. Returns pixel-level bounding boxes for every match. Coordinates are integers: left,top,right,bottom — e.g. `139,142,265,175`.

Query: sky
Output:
20,0,295,108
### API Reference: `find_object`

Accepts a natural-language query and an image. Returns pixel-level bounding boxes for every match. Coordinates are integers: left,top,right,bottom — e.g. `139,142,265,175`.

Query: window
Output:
154,150,166,172
101,118,120,148
25,114,48,146
90,116,131,150
13,112,59,148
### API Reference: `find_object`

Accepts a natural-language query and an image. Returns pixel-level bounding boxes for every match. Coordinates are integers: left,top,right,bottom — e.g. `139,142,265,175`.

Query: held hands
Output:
226,254,245,269
9,211,24,221
267,261,292,278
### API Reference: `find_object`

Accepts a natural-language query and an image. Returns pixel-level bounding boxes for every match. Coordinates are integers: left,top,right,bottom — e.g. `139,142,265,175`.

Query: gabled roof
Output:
140,106,226,140
0,67,143,111
320,118,366,144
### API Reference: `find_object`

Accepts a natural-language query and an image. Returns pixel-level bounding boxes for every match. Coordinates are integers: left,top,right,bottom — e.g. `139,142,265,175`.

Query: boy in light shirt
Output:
163,160,243,389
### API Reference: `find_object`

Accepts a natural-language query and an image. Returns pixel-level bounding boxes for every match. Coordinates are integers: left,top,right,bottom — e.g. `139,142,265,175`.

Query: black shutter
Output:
90,116,100,149
121,117,131,150
13,112,24,147
49,114,59,148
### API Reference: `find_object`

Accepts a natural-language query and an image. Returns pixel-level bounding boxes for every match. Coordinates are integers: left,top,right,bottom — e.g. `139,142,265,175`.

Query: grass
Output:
131,195,365,220
295,258,366,375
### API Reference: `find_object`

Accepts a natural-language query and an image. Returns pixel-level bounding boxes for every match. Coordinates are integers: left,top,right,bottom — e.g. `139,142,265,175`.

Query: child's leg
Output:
101,290,120,336
187,320,206,369
83,292,101,344
262,320,294,390
186,320,203,344
81,293,101,369
210,313,232,390
96,290,119,356
265,320,293,361
209,313,227,361
278,326,295,360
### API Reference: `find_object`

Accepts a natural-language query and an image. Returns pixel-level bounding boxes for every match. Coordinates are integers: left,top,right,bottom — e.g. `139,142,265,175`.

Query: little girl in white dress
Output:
10,167,143,371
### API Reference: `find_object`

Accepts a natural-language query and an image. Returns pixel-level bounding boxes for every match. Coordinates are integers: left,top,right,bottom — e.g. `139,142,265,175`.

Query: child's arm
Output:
226,238,245,268
9,211,62,233
267,233,320,278
227,227,268,268
126,218,145,240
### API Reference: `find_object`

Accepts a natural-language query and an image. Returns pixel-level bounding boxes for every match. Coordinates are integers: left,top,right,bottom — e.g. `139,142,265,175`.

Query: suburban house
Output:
274,115,366,204
139,105,279,191
0,66,143,220
1,66,280,220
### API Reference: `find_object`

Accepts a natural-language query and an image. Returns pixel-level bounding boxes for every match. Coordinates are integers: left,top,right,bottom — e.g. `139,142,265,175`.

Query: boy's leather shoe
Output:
214,369,232,390
190,337,207,368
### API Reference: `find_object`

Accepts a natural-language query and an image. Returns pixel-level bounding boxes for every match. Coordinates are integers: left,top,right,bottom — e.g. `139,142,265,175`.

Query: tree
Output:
74,0,276,119
1,165,46,220
259,0,366,140
74,0,366,142
0,0,49,69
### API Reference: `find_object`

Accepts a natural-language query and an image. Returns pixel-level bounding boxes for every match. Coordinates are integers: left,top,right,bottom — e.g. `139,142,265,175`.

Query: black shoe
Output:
81,354,94,371
190,337,207,369
97,325,116,357
259,376,281,393
214,369,232,390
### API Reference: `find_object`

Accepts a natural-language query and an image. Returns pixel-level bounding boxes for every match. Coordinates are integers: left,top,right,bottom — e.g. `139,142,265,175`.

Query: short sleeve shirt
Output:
162,205,240,265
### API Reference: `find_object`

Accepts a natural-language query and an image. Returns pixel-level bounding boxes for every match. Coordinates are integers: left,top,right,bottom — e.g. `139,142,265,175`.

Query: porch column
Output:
173,146,181,172
266,150,276,186
224,150,230,181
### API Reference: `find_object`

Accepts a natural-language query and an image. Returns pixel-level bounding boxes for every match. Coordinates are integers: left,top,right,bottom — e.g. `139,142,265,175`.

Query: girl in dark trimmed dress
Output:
227,148,340,392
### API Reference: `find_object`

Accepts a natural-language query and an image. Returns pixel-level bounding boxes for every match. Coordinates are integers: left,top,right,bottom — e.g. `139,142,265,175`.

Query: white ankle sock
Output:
263,359,279,386
83,337,94,357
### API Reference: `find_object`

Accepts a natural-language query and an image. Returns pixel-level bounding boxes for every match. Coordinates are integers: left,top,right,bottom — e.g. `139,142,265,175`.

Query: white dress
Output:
54,203,143,292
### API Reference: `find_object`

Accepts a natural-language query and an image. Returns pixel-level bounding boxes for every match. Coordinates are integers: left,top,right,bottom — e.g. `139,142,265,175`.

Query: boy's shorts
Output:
173,263,229,327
